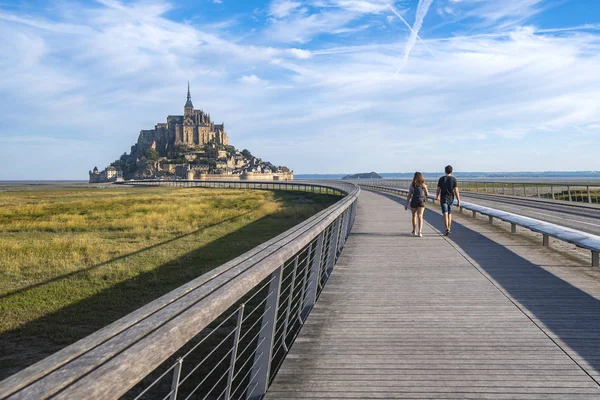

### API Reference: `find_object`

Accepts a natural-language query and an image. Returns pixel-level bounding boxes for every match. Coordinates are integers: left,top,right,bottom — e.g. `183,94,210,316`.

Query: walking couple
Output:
404,165,461,237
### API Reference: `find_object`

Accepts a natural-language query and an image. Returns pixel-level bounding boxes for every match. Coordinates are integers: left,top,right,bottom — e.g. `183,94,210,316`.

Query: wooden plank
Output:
266,190,600,399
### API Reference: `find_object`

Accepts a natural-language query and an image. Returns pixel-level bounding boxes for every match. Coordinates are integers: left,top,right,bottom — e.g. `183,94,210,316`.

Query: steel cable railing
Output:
0,180,359,400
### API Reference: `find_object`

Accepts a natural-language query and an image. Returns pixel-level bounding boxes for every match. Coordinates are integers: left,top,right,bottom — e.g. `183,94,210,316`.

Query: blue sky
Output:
1,0,599,179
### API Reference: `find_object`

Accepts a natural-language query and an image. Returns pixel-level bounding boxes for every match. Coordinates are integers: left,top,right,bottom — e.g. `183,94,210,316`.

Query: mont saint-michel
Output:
90,83,293,183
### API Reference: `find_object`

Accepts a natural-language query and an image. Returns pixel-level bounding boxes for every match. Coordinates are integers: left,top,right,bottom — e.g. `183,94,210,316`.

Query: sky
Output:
1,0,600,179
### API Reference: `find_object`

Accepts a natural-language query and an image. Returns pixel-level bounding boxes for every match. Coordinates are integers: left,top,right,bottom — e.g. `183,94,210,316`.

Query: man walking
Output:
436,165,461,236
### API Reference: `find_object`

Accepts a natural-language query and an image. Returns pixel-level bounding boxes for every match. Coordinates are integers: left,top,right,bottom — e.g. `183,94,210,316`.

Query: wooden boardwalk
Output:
266,190,600,399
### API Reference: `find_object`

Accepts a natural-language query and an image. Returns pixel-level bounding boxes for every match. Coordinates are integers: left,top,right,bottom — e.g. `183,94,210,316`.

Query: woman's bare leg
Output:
417,207,425,235
411,208,417,233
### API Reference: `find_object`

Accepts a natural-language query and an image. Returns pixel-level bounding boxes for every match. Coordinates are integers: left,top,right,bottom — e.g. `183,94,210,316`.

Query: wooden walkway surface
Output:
266,190,600,399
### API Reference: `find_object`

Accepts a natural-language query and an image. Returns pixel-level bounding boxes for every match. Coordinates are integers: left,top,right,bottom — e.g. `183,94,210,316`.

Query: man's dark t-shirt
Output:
438,176,457,204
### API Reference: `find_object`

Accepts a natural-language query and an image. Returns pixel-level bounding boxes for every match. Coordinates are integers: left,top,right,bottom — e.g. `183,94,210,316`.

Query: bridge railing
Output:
347,179,600,204
117,179,351,197
457,181,600,204
361,184,600,268
0,180,359,400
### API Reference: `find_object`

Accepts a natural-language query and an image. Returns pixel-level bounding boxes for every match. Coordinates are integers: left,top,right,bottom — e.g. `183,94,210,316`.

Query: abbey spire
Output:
185,81,194,109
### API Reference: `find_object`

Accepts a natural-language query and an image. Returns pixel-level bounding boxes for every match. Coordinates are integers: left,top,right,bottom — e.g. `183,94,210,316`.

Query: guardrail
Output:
0,180,359,400
457,181,600,204
348,179,600,204
118,179,351,197
361,184,600,268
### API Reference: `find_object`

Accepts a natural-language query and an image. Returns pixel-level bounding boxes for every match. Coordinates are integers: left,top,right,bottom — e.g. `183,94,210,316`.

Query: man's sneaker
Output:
412,230,417,236
443,229,450,236
418,232,423,237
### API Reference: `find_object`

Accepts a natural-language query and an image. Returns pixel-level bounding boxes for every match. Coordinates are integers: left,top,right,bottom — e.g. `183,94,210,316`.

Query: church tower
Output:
184,81,194,117
183,81,196,145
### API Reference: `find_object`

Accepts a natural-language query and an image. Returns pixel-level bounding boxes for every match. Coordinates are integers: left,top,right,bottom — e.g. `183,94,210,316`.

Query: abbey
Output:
90,82,293,182
134,83,229,157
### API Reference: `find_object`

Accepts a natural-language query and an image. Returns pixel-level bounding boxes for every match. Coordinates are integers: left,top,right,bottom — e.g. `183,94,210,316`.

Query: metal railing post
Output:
512,183,515,196
340,208,349,243
345,205,354,239
224,305,244,400
502,183,505,195
326,218,341,276
488,216,493,225
587,186,592,203
536,185,540,198
169,358,183,400
281,257,299,352
302,233,324,320
568,186,572,202
543,234,550,247
297,246,311,324
551,185,555,200
593,252,599,268
247,265,283,400
511,223,517,234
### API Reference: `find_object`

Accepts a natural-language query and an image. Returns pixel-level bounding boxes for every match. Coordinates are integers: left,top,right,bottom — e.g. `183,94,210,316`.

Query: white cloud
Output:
239,74,265,84
438,0,548,30
287,48,313,59
269,0,302,18
1,0,600,179
316,0,391,14
264,0,395,43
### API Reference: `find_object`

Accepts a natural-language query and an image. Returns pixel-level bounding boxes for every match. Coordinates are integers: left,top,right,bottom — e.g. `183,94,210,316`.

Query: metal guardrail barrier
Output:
0,181,359,400
349,179,600,204
116,179,351,197
457,181,600,204
362,184,600,268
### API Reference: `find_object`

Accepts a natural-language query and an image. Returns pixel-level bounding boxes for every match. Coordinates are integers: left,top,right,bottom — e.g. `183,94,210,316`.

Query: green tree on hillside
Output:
241,149,253,159
206,146,219,159
145,148,159,161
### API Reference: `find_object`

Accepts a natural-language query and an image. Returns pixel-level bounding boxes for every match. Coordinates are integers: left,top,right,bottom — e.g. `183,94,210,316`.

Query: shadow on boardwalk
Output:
378,191,600,379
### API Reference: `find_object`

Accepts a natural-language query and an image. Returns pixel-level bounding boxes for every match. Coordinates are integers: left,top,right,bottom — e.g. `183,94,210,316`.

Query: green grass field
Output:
0,185,338,379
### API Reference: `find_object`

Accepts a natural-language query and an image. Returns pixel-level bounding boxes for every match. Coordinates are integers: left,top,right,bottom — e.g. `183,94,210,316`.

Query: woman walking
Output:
405,172,429,237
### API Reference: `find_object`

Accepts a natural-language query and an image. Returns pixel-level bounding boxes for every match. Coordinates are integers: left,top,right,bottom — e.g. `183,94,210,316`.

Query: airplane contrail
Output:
388,4,435,59
392,0,435,73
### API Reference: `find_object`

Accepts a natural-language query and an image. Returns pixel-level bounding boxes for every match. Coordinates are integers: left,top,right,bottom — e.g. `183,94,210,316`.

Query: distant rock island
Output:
89,83,293,183
342,172,382,180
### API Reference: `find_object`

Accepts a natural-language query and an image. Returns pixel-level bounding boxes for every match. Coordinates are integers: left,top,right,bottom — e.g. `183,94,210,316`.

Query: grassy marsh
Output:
0,185,338,378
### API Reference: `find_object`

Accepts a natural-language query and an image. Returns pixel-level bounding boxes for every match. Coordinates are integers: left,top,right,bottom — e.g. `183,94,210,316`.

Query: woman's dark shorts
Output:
411,201,425,209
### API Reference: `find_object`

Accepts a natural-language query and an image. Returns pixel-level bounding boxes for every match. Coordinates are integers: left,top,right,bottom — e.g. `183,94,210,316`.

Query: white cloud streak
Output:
269,0,302,18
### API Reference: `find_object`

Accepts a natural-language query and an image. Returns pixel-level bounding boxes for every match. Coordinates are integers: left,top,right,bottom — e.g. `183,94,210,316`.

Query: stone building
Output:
134,83,229,157
89,166,123,183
